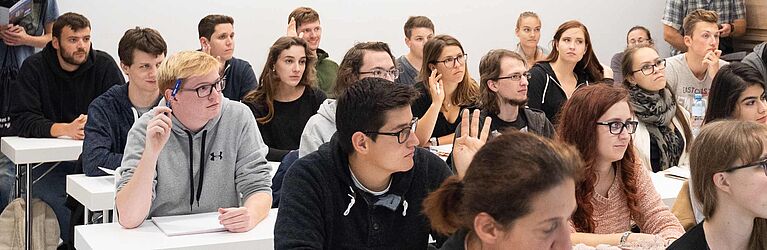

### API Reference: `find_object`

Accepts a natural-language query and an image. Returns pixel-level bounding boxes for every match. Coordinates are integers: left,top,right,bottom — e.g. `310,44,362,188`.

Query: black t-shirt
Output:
667,222,709,250
245,86,326,161
488,107,528,136
411,82,471,138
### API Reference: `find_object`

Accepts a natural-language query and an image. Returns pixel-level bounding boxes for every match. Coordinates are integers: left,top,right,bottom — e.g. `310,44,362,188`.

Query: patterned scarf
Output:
627,85,684,171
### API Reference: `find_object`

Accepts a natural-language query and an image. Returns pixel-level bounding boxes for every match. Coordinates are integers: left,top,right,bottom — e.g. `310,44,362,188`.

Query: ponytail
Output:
423,176,465,235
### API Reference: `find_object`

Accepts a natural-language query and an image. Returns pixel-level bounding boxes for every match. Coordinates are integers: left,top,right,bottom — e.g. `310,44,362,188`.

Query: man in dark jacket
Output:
198,14,257,101
275,78,458,249
7,12,124,242
81,27,166,176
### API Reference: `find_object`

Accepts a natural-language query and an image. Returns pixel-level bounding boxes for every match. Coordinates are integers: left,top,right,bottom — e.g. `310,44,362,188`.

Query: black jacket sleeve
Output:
526,65,547,112
11,62,54,138
274,159,325,249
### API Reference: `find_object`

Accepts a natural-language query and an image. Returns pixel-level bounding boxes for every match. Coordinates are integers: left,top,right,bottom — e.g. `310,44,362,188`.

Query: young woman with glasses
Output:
242,36,326,161
527,20,605,124
412,34,479,147
557,84,684,248
704,62,767,125
621,44,693,173
668,120,767,250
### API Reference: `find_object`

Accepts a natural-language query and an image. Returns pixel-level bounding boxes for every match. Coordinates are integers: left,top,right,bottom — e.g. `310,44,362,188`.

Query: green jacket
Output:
315,48,339,98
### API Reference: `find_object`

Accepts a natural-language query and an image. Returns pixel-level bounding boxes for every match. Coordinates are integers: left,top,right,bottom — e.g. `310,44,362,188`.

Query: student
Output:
396,16,434,85
242,36,325,162
527,20,604,124
662,1,746,55
198,14,257,101
287,7,338,97
611,26,653,84
665,9,729,112
742,41,767,85
298,41,397,157
557,84,684,247
8,12,124,240
667,120,767,250
115,51,272,232
458,49,554,139
424,131,580,250
621,44,692,172
275,77,489,249
413,34,479,147
704,62,767,124
82,27,166,177
514,11,549,69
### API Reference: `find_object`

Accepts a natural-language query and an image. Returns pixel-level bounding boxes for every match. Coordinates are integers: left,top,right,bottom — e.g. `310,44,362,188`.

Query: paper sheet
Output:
152,212,225,237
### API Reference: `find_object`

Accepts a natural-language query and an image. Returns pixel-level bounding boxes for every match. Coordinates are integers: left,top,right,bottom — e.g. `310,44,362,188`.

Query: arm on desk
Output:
218,192,272,233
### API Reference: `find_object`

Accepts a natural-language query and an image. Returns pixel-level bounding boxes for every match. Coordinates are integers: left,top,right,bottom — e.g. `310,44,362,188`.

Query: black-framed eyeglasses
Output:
630,59,666,76
722,158,767,176
359,68,400,80
431,53,467,68
596,120,639,135
494,72,532,82
363,117,418,144
178,77,226,98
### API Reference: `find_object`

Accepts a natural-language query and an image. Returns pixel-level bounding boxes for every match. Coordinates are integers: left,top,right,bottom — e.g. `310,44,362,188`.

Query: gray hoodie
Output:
298,99,337,158
742,42,767,85
116,96,272,218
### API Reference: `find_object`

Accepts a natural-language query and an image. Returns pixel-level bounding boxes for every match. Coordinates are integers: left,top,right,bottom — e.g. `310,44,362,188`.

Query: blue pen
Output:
168,79,182,108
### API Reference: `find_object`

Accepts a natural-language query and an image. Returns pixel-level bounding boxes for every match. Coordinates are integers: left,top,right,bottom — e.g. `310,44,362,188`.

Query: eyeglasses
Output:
431,54,467,68
723,158,767,176
494,72,532,82
177,77,226,98
363,117,418,144
596,120,638,135
359,68,400,80
630,59,666,76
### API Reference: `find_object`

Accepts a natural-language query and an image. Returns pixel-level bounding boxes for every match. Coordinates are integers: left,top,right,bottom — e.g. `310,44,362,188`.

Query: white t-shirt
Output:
665,53,728,112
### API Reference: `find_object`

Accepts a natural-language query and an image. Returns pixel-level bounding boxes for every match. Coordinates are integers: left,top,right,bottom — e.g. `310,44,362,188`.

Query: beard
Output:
59,46,89,66
500,95,527,106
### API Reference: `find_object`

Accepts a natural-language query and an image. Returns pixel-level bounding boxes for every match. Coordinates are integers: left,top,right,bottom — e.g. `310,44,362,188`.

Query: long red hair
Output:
556,83,642,233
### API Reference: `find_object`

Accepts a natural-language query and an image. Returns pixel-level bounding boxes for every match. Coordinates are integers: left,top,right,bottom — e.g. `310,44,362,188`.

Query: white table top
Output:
66,174,115,211
75,208,278,250
1,136,83,164
650,170,686,207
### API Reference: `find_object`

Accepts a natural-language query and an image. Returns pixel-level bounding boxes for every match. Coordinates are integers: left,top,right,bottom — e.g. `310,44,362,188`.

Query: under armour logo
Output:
210,151,223,161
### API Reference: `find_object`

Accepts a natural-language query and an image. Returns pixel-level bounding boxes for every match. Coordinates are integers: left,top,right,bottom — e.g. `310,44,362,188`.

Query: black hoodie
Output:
275,134,452,249
527,62,592,124
10,42,124,138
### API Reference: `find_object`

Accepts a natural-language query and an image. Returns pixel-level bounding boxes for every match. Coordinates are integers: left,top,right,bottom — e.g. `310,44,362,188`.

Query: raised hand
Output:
144,107,172,157
452,109,491,179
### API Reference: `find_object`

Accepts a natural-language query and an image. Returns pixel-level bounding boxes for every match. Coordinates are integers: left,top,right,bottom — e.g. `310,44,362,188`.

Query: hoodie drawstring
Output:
343,186,356,216
185,130,209,211
402,200,408,217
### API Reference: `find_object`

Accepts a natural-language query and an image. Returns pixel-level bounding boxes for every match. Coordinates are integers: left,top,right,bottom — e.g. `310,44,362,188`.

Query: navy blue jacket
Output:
82,83,157,176
222,57,258,101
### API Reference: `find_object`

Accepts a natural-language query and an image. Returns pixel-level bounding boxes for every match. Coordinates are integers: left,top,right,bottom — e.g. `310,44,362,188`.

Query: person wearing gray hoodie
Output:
114,51,272,233
298,41,398,157
742,42,767,85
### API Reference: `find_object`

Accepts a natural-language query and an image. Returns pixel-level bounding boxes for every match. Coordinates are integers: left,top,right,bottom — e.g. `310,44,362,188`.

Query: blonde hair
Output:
690,120,767,250
157,51,220,94
682,9,718,36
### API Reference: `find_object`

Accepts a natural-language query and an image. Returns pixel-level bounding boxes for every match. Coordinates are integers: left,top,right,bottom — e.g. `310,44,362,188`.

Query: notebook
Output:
151,212,225,236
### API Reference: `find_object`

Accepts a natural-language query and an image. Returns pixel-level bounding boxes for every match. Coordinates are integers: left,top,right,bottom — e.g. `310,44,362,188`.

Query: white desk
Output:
75,208,278,250
1,136,83,250
650,172,686,207
66,174,115,224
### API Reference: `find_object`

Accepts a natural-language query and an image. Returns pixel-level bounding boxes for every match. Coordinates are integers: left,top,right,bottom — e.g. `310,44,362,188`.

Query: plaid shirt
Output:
662,0,746,34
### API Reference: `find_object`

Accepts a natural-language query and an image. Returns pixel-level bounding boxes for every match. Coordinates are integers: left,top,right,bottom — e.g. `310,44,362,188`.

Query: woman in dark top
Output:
423,131,581,250
527,20,604,124
412,34,479,147
621,44,692,172
242,36,325,161
668,120,767,250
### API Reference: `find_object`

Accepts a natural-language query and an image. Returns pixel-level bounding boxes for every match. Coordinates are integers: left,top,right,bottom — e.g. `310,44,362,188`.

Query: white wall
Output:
58,0,670,78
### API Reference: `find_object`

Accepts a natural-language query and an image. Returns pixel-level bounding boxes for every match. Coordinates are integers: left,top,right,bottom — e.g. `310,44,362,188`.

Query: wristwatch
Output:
429,137,438,147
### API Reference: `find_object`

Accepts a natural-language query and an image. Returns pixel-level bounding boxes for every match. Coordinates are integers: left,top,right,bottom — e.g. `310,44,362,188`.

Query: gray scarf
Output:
627,85,684,171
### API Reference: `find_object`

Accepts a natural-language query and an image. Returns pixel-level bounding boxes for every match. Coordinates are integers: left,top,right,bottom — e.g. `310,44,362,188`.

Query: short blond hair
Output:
682,9,718,36
157,51,220,93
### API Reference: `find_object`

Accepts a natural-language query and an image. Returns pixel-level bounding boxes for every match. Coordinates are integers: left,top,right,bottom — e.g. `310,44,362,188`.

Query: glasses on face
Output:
723,158,767,176
432,53,467,68
178,77,226,98
628,38,652,46
630,59,666,76
494,72,532,82
359,68,400,80
596,120,638,135
363,117,418,144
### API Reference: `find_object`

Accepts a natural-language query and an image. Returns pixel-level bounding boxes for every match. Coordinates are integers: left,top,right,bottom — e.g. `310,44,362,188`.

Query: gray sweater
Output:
116,96,272,218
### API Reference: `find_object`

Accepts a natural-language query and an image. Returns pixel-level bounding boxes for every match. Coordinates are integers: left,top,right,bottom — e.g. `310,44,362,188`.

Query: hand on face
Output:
428,69,445,105
702,49,722,78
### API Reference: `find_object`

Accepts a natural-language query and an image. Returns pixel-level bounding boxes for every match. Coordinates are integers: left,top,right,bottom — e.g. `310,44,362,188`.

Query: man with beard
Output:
455,49,555,140
7,12,123,242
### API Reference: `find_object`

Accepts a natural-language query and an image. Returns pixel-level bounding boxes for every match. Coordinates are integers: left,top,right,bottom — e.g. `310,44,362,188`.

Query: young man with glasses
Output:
276,77,488,249
298,41,397,157
287,7,338,96
114,51,273,232
198,14,257,101
665,9,729,113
